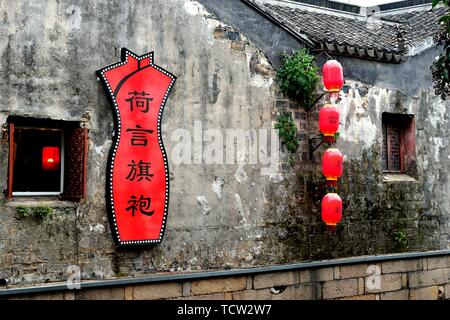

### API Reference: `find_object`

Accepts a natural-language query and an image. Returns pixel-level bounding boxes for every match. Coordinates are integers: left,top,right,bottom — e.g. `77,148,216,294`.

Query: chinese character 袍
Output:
126,125,154,146
125,195,155,217
126,160,154,182
125,91,153,113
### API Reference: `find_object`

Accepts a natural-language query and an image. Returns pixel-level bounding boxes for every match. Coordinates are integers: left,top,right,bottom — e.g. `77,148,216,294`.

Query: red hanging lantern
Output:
321,193,342,226
323,60,344,103
319,104,339,143
42,146,60,171
322,148,343,187
322,60,344,93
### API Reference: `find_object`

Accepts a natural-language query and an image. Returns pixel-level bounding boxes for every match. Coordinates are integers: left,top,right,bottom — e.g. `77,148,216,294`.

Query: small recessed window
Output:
12,127,64,195
382,113,416,174
6,117,88,201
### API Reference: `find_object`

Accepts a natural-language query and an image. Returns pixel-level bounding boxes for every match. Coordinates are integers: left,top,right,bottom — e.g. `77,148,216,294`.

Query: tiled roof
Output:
244,0,447,62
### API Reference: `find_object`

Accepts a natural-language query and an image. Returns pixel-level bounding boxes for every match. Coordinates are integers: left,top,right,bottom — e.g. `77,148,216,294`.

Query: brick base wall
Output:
4,255,450,300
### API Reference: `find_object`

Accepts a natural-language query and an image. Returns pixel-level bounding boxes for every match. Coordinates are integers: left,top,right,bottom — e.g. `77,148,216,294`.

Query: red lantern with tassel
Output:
319,104,339,143
321,193,342,226
322,60,344,92
322,148,343,187
322,60,344,102
42,146,60,171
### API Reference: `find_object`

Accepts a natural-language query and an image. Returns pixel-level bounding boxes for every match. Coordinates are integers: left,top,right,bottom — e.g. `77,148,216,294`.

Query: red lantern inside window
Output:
42,146,60,171
319,104,339,143
322,148,343,187
321,193,342,226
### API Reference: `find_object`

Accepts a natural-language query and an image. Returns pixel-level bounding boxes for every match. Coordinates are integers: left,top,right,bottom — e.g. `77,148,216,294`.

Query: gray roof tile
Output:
245,0,447,62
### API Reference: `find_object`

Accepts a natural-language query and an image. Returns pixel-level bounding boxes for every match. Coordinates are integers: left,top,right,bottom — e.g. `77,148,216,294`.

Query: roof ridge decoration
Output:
243,0,447,63
255,0,435,16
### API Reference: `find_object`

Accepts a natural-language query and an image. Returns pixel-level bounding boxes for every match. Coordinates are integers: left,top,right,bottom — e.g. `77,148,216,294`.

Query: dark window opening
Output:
382,113,416,174
5,116,88,201
13,128,63,194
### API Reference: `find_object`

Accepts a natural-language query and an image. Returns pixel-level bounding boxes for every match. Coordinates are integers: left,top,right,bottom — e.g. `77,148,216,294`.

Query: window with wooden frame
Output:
382,113,416,174
5,116,88,201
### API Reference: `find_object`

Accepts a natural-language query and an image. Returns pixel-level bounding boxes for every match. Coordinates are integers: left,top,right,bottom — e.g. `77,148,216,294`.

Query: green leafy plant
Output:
115,271,129,278
16,206,32,219
275,113,299,153
16,206,53,222
277,49,320,106
288,155,296,166
393,230,409,250
433,0,449,7
334,132,340,140
33,207,53,221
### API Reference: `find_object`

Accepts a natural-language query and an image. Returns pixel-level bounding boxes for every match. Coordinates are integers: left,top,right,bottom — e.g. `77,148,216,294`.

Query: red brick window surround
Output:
382,113,416,174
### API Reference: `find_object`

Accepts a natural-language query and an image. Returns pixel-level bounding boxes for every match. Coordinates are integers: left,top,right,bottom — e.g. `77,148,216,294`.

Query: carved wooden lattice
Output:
382,121,388,171
62,127,88,200
382,114,406,173
388,125,401,171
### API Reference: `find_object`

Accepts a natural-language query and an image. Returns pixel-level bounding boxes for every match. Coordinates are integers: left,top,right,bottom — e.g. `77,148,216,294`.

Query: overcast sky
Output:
333,0,406,6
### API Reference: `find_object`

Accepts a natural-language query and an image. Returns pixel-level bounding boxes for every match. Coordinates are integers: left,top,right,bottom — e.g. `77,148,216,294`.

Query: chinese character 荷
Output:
125,91,153,113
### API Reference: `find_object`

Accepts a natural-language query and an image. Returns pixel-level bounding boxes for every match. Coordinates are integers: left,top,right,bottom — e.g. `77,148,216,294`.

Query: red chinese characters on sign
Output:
96,48,176,247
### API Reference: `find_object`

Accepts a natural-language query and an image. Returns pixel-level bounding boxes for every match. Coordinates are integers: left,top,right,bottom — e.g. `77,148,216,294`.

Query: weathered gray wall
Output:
0,0,288,285
0,0,449,288
269,82,450,261
197,0,303,67
201,0,440,96
201,0,450,258
317,47,442,97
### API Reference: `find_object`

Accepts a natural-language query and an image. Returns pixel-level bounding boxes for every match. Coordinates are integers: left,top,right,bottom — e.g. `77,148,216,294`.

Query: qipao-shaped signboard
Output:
96,48,176,247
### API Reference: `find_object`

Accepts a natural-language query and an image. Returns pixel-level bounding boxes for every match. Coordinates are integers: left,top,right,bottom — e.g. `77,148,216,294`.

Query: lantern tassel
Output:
329,92,340,103
323,135,336,144
326,179,338,187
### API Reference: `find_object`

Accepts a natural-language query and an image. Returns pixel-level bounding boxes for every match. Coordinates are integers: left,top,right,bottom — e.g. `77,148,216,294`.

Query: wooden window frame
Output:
6,117,88,201
10,127,65,197
382,113,416,175
384,121,404,173
7,122,14,199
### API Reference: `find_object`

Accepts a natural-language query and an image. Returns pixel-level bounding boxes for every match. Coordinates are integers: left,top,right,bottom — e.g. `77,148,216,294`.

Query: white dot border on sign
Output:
96,48,176,247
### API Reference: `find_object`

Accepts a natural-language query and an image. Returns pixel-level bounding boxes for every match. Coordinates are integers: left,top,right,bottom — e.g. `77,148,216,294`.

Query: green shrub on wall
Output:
431,0,450,99
16,207,32,219
275,113,299,153
277,48,320,106
393,230,409,250
16,206,53,222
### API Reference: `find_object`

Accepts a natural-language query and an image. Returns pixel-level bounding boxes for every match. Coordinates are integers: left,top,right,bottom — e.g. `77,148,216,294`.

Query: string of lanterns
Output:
320,60,344,230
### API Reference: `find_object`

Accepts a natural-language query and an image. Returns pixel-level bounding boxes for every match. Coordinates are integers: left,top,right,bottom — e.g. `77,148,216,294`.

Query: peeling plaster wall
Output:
338,80,450,215
0,0,449,288
261,71,450,264
0,0,283,285
201,0,450,259
290,82,450,260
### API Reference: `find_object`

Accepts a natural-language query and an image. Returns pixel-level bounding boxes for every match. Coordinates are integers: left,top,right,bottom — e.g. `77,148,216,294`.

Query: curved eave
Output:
316,41,410,63
241,0,316,47
241,0,441,63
